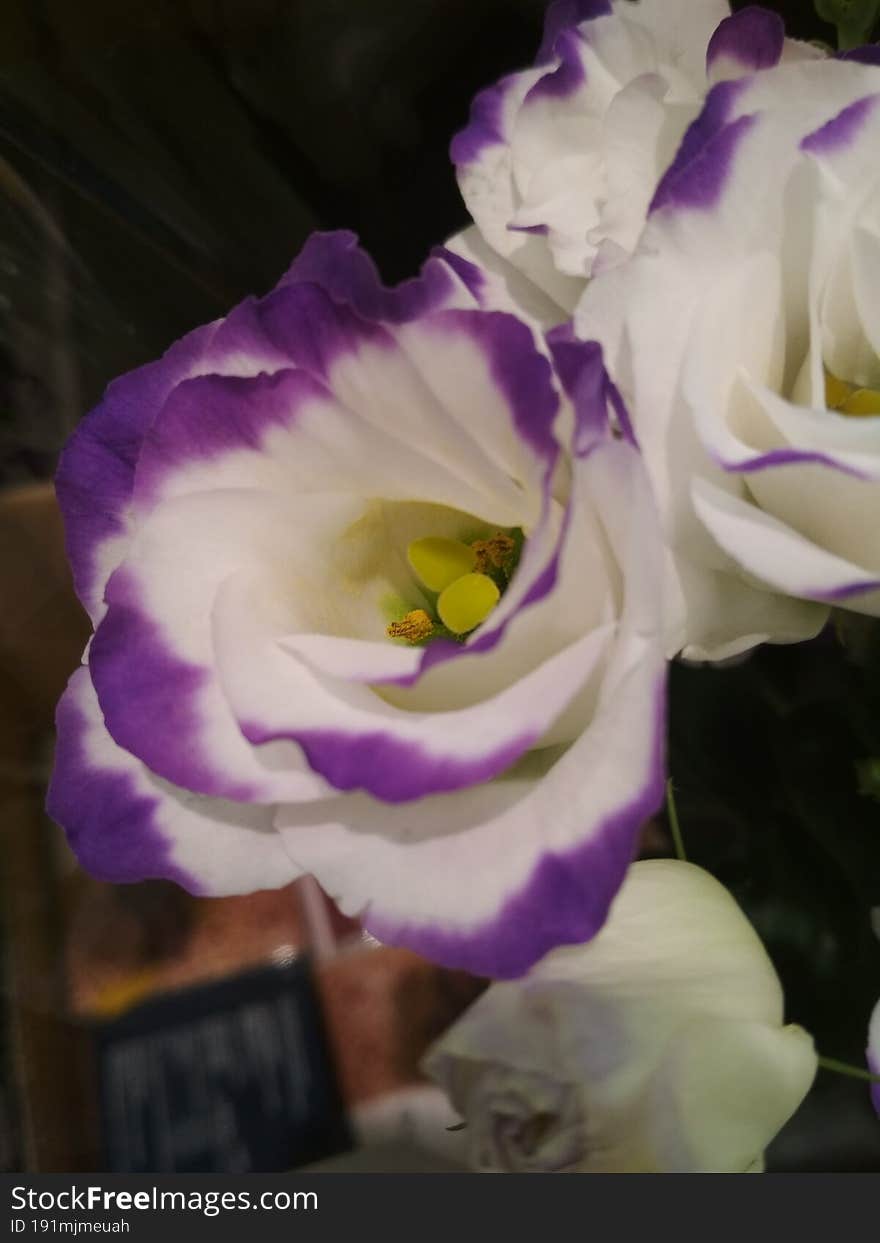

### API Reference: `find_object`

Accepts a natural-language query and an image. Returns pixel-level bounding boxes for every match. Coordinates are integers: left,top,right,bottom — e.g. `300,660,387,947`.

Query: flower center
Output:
825,369,880,417
386,530,521,645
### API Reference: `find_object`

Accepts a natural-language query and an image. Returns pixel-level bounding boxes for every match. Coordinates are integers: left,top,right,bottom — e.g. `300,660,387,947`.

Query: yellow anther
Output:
407,537,477,593
387,609,435,644
825,369,880,417
471,531,517,575
437,572,500,635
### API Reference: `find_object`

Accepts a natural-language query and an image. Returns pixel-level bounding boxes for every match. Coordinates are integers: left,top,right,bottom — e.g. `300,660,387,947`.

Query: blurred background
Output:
0,0,877,1173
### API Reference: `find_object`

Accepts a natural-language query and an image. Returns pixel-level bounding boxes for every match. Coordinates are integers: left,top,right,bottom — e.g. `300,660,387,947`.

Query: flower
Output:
423,860,818,1172
47,231,666,978
448,1,818,326
578,57,880,659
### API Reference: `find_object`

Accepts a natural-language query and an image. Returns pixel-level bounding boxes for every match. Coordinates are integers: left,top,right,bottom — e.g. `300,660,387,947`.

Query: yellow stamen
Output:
387,609,435,644
407,537,477,593
825,369,880,417
471,531,516,575
437,572,500,635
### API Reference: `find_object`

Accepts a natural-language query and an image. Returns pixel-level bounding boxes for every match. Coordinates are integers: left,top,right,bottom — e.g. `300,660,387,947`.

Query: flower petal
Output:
88,490,332,803
706,7,785,84
646,1017,817,1172
276,229,480,319
276,437,666,975
55,322,218,624
47,668,300,894
692,476,880,610
213,563,615,803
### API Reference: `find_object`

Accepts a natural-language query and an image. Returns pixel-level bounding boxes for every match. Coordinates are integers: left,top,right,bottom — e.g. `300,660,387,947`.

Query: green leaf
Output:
815,0,880,48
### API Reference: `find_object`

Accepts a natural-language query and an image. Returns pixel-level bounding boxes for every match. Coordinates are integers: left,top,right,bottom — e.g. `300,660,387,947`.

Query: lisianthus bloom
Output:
448,0,819,325
424,860,817,1172
47,232,666,978
578,57,880,659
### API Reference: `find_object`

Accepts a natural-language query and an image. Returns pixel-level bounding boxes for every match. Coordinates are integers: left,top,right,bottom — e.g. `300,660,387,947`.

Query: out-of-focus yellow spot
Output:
387,608,435,643
471,531,516,575
825,369,880,417
92,969,158,1018
840,388,880,416
407,537,477,593
824,370,852,410
437,572,500,635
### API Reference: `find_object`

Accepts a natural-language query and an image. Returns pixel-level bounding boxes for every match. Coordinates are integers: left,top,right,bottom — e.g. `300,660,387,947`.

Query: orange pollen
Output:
471,532,516,574
386,609,434,644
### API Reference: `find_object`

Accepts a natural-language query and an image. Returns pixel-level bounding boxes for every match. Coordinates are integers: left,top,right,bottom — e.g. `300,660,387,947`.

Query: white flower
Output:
48,232,667,979
448,0,819,326
579,57,880,659
424,860,817,1172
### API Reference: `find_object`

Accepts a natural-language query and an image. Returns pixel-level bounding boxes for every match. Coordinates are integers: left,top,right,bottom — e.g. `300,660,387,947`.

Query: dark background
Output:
0,0,835,489
1,0,878,1172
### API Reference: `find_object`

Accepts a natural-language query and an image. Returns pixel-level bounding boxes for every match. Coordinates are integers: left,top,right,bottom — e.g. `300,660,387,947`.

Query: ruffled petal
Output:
692,476,880,610
47,668,300,894
88,491,332,803
706,7,785,84
277,432,666,976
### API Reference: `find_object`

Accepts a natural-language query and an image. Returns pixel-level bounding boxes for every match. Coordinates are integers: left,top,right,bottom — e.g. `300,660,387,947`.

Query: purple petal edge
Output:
801,94,880,155
526,29,586,103
277,230,465,322
134,368,331,509
242,723,539,804
546,328,636,450
430,244,486,303
713,444,873,481
46,671,200,891
706,7,785,75
55,322,217,615
89,570,258,802
364,676,667,978
810,577,880,602
537,0,611,64
650,79,754,215
450,77,514,168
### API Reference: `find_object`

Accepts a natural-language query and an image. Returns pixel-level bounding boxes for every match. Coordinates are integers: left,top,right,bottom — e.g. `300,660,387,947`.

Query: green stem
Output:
666,779,687,863
817,1055,880,1084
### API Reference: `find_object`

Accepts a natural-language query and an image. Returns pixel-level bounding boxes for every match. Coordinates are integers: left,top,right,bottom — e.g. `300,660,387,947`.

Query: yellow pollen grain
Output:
386,609,434,644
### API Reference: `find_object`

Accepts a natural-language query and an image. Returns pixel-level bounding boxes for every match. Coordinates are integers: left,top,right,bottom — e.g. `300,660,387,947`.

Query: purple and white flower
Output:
424,860,818,1172
448,1,819,325
578,57,880,659
48,231,666,978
